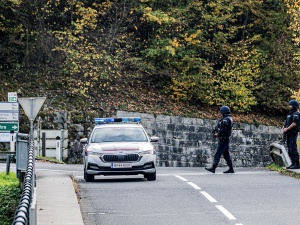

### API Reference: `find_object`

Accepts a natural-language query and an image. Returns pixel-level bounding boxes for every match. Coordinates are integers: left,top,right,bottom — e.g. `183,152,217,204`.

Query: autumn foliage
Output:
0,0,300,124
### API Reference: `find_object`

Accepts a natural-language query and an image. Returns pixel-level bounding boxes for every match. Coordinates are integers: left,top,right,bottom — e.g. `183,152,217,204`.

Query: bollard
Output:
6,154,11,175
10,130,15,152
56,136,61,161
42,132,46,157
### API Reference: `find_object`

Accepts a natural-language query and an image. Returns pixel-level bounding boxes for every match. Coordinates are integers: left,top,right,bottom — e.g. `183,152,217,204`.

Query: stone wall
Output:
117,111,282,167
8,110,281,167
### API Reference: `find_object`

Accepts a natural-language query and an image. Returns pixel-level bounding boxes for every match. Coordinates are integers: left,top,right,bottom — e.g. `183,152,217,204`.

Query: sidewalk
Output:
36,170,84,225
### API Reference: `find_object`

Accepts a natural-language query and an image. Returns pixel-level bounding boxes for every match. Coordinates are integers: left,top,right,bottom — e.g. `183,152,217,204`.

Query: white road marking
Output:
187,182,201,190
157,171,270,176
235,224,243,225
215,205,236,220
200,191,217,203
174,175,188,181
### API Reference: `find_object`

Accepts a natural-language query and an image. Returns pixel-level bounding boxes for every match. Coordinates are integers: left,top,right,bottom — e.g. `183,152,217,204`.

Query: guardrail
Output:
270,142,292,167
12,134,37,225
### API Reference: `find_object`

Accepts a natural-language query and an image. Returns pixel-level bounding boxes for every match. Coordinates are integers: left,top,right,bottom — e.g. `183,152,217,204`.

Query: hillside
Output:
0,0,295,128
1,74,284,128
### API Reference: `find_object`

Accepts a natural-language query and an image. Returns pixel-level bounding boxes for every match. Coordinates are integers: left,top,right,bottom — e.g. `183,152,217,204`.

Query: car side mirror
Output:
150,136,159,142
80,138,88,144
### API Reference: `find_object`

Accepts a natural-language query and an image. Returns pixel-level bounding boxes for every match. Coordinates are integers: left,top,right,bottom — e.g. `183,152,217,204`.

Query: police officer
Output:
283,100,300,169
205,106,234,173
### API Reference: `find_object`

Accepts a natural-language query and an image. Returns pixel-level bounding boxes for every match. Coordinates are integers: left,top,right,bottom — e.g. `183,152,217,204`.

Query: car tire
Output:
84,170,94,182
146,171,156,181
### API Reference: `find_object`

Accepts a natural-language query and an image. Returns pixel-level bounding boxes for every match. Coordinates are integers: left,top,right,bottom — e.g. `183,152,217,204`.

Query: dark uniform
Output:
205,106,234,173
284,100,300,169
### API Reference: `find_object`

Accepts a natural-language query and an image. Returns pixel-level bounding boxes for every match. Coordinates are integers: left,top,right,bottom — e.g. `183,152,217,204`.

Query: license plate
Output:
111,163,132,168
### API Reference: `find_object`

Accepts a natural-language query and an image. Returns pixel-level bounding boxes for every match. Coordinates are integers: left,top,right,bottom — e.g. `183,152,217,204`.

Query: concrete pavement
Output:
36,170,84,225
286,168,300,174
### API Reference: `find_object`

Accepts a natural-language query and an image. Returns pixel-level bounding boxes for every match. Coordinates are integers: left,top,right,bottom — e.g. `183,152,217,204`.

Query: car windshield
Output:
91,127,148,143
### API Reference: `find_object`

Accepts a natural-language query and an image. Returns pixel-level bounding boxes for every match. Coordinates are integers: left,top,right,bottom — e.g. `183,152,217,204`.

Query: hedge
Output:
0,172,21,225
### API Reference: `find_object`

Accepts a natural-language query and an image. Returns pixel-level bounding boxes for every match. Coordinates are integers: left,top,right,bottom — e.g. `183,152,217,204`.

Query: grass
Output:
0,172,19,186
267,163,300,179
35,156,65,164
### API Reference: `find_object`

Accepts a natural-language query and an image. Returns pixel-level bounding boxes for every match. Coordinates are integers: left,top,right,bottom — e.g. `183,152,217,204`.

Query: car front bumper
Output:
84,154,156,176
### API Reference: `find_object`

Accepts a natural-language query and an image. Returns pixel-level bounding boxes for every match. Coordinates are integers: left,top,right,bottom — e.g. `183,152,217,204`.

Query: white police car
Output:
80,117,159,182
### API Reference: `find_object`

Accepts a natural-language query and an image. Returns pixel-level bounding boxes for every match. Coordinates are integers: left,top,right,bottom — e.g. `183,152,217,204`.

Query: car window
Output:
91,127,148,143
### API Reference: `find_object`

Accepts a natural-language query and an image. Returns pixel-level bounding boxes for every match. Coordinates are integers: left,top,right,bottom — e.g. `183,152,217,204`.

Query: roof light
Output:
106,118,114,123
94,117,141,124
132,117,141,122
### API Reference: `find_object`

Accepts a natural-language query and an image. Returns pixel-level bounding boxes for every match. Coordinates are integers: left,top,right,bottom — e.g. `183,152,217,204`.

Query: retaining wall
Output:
117,111,282,167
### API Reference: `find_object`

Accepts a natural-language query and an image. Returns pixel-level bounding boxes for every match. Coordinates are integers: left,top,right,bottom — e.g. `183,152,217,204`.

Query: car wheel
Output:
84,170,94,182
146,171,156,181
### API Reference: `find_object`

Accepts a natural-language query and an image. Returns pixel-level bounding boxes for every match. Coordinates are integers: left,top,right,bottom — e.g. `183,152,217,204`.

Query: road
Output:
76,167,300,225
1,162,300,225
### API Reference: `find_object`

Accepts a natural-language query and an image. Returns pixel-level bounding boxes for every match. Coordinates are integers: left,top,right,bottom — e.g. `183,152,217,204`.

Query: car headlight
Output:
88,151,103,157
139,149,154,155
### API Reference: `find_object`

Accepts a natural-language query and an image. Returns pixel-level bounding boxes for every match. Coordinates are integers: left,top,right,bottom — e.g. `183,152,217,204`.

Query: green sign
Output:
8,92,18,103
0,122,19,132
8,96,17,102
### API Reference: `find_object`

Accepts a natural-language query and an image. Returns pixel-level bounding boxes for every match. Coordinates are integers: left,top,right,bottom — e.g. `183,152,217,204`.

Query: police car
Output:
80,117,159,182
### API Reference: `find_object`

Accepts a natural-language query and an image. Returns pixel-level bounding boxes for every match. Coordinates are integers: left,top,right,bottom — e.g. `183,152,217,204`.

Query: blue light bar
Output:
122,118,129,122
106,118,114,123
94,117,141,124
133,117,141,122
94,118,105,124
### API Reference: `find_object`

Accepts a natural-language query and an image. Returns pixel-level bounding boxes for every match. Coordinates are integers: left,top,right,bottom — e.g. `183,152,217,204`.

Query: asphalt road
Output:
2,162,300,225
75,167,300,225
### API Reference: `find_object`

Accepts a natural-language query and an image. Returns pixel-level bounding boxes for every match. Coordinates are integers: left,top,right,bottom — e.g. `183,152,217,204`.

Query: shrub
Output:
0,172,21,225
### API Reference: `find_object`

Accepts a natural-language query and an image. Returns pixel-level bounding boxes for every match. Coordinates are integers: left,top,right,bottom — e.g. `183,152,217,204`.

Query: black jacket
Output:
217,114,233,137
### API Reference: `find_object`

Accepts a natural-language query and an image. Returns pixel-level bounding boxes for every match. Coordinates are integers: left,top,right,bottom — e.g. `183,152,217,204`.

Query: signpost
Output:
0,122,19,132
0,133,16,142
8,92,18,103
0,99,19,143
0,102,19,111
0,112,19,121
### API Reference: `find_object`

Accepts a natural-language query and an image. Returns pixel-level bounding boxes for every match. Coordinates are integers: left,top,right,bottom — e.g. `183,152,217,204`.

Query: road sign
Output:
8,92,18,103
0,122,19,132
18,97,46,134
0,112,19,121
0,102,19,111
18,97,46,121
0,133,17,142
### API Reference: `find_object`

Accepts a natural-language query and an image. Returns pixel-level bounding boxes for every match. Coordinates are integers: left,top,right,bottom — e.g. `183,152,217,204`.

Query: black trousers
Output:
287,133,299,164
213,138,232,166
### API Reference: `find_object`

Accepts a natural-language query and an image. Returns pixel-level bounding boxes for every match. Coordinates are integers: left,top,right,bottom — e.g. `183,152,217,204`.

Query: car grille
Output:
102,154,140,162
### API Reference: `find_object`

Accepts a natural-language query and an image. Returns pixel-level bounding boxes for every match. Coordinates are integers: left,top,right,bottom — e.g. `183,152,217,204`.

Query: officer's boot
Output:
205,164,217,173
223,161,234,173
289,160,300,169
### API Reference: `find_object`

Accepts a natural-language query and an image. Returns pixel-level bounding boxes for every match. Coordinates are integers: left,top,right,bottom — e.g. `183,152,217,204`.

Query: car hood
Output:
87,142,153,153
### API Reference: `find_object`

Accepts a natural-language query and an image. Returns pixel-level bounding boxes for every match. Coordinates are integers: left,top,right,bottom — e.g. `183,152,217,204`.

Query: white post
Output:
30,187,37,225
37,117,41,156
55,136,61,161
10,130,15,152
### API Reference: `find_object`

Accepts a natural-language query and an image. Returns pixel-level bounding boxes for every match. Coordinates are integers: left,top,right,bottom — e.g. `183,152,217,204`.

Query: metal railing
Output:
12,134,37,225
